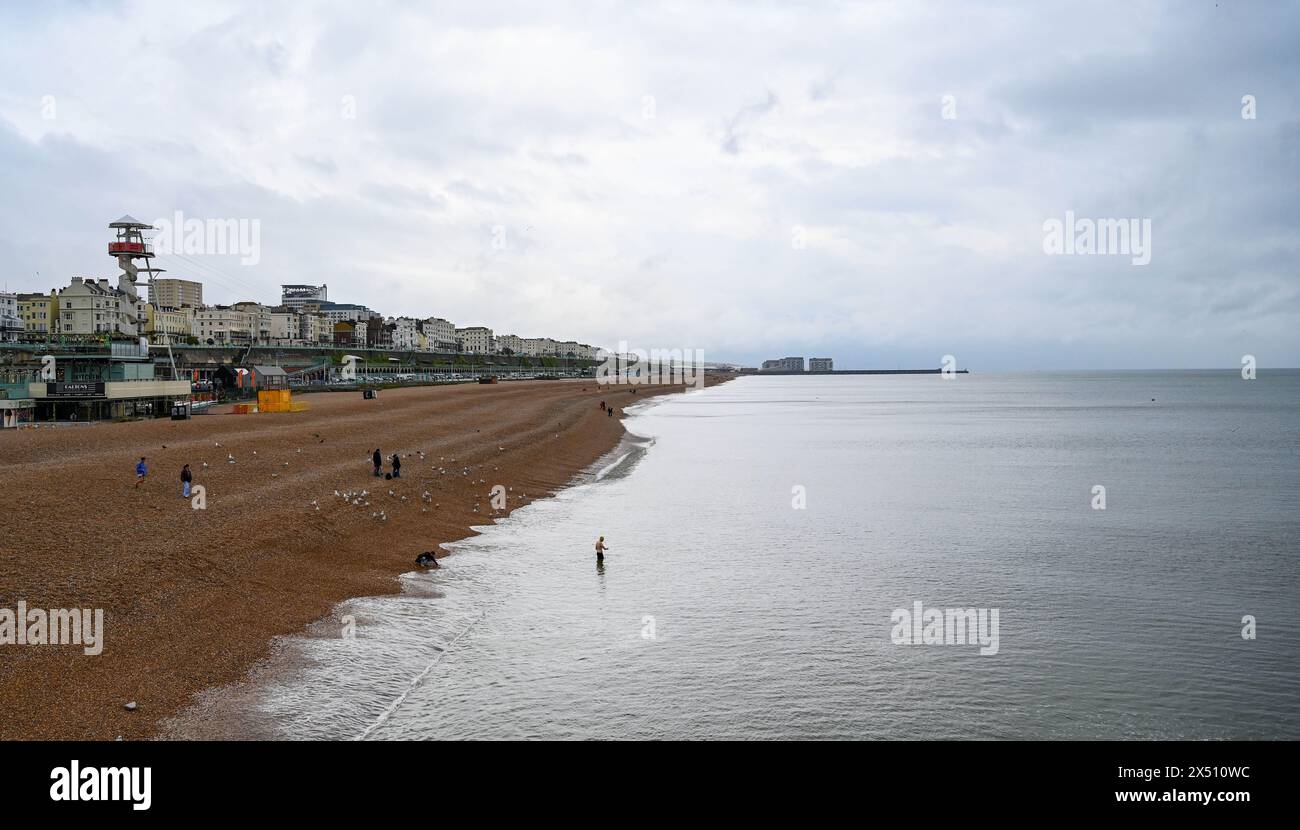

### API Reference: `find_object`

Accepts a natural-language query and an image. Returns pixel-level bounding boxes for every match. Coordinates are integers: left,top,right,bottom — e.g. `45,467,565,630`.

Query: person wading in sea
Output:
595,536,609,562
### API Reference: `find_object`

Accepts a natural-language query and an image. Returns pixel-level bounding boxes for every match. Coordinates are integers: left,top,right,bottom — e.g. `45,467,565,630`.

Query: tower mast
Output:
108,215,177,379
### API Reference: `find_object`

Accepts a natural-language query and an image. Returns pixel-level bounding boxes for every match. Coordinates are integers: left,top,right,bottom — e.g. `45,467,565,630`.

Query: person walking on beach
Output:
181,464,193,498
600,400,606,412
372,448,382,477
595,536,609,562
134,457,148,489
607,406,614,418
391,452,402,479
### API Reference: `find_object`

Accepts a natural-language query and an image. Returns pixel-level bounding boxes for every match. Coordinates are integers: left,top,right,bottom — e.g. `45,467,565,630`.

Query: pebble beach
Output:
0,377,725,740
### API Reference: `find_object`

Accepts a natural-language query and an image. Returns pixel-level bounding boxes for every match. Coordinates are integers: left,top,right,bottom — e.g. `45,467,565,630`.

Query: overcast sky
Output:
1,1,1296,369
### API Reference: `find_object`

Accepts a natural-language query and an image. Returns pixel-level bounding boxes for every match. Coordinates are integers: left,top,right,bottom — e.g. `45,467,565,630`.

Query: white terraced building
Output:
761,357,805,372
0,292,21,342
523,337,558,357
193,306,257,344
422,317,457,351
495,333,524,355
456,326,494,354
57,277,136,337
389,316,422,350
268,310,302,344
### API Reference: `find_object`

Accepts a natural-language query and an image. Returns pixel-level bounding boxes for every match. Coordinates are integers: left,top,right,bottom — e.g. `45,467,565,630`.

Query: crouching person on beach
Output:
181,464,193,498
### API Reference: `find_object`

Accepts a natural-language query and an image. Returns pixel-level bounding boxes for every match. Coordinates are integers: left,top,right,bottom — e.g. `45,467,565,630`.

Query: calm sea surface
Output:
168,371,1300,740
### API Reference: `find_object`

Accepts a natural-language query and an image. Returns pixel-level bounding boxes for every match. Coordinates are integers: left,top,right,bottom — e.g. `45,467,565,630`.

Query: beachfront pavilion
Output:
21,344,191,422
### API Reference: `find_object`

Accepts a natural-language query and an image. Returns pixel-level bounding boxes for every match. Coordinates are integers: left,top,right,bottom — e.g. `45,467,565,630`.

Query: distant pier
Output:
739,369,970,375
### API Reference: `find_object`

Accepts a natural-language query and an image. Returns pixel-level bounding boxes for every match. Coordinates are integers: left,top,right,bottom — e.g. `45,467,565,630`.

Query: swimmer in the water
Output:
595,536,609,561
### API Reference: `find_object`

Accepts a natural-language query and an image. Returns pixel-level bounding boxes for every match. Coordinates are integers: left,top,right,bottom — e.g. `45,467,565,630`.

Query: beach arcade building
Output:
4,342,191,425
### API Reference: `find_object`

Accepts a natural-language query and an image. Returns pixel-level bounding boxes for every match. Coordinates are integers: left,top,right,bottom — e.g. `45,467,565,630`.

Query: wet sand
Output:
0,377,726,740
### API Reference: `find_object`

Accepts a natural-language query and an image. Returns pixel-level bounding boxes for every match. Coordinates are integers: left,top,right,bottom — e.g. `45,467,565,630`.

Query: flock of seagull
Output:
190,440,525,526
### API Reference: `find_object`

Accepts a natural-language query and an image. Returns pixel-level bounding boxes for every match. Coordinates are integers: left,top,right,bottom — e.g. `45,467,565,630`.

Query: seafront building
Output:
193,305,256,344
25,340,190,421
423,317,458,351
761,357,805,372
495,333,523,355
0,292,22,342
17,291,57,337
456,326,495,354
5,219,603,364
149,278,203,309
0,218,623,428
524,337,558,357
146,305,193,343
57,278,131,337
389,316,422,350
809,358,833,372
280,284,328,309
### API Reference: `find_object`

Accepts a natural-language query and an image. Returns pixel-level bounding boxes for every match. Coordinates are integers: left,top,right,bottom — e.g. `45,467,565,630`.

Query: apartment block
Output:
149,278,203,309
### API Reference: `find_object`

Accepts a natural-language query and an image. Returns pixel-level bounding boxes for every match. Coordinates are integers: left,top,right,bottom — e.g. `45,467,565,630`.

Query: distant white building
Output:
809,358,833,372
193,305,256,344
0,292,21,342
495,333,524,355
231,302,272,342
556,340,582,361
760,357,805,372
389,316,423,350
523,337,559,357
316,303,368,325
280,284,328,309
268,310,302,344
423,317,457,351
298,311,326,344
56,278,136,337
456,326,495,354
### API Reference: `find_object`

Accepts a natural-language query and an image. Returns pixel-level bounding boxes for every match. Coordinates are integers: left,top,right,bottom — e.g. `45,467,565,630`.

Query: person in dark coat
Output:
391,453,402,479
372,448,382,477
181,464,193,498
